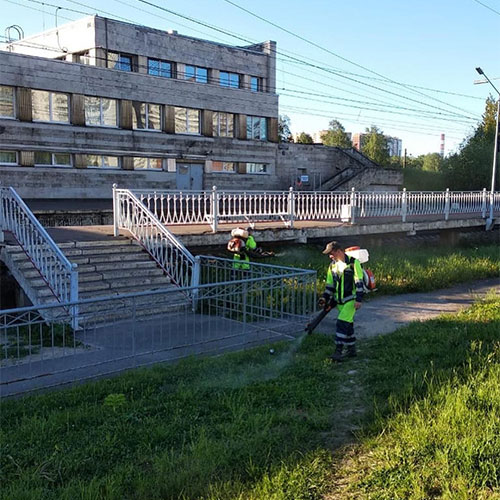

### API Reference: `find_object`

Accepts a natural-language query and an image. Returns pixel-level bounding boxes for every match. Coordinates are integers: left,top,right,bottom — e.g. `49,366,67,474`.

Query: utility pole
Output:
403,148,407,169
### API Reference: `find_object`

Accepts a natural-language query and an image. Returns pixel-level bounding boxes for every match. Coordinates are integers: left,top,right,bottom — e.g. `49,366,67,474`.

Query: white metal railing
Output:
113,186,197,289
114,186,499,232
0,187,78,328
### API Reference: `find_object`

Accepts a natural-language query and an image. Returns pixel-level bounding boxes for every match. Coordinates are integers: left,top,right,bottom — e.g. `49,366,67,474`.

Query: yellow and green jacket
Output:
325,255,364,304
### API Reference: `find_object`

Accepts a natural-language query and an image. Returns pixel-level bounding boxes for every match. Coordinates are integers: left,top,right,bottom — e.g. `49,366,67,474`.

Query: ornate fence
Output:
115,187,498,232
0,187,79,328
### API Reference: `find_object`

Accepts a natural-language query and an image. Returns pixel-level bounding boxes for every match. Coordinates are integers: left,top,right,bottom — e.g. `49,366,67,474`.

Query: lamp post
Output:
475,67,499,228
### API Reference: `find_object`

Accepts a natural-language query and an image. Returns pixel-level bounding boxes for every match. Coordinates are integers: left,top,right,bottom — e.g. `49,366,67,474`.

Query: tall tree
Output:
278,115,293,143
321,119,352,148
422,153,443,172
363,125,389,165
296,132,313,144
442,97,498,189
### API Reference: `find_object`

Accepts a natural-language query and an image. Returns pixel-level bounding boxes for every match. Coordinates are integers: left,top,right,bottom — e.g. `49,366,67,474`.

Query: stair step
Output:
67,252,153,265
79,282,178,299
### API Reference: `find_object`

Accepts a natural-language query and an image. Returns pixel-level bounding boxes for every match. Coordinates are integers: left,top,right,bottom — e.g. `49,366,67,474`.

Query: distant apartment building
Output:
351,132,402,157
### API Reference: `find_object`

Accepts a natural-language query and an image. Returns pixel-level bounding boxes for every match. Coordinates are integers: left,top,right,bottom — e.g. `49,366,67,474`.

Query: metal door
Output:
176,163,203,190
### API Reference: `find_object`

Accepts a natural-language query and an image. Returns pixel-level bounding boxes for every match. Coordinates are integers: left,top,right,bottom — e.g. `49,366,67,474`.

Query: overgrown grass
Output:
1,295,499,499
268,243,499,296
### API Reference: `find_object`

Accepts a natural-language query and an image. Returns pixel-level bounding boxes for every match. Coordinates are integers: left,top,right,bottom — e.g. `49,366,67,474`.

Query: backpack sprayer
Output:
305,246,376,334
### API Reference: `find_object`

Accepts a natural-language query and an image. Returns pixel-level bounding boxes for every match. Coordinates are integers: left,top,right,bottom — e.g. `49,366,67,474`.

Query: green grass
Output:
1,295,499,499
268,243,499,296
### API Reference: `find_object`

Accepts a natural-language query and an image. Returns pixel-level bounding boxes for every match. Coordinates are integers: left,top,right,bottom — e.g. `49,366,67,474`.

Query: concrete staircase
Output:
2,239,189,326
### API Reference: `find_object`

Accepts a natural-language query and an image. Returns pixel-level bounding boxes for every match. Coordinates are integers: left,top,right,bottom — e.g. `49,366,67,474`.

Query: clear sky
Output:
1,0,499,156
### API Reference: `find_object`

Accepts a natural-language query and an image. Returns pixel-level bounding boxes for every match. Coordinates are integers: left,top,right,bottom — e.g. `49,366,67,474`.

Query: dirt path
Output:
317,277,500,339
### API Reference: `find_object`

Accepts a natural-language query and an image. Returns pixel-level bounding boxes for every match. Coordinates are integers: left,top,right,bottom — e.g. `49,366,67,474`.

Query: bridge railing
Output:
116,187,498,231
0,186,79,329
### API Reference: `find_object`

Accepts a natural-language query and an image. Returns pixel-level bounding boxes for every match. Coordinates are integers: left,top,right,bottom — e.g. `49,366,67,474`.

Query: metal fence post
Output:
401,188,407,223
350,187,356,224
481,188,487,218
444,188,450,221
112,183,119,237
191,255,201,312
70,263,79,331
288,186,295,228
0,185,4,244
211,185,218,233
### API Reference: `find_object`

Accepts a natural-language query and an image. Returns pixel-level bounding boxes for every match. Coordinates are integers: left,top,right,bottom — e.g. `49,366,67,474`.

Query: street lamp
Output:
475,67,499,229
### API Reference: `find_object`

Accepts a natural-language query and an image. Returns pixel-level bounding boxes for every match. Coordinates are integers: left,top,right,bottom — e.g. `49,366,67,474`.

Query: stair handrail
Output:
113,186,196,289
0,187,79,327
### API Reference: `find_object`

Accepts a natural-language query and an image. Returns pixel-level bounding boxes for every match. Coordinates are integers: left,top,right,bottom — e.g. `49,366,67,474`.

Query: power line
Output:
472,0,500,16
221,0,480,119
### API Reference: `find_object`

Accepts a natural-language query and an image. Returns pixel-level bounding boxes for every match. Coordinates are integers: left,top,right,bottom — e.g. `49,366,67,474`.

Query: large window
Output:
34,152,71,167
250,76,262,92
85,97,118,127
32,90,69,123
0,86,15,118
174,107,200,134
133,157,163,170
107,51,133,72
184,65,208,83
132,102,161,131
212,161,236,173
246,163,268,174
87,155,119,168
0,150,17,164
220,72,240,89
213,112,234,137
148,58,173,78
246,116,267,141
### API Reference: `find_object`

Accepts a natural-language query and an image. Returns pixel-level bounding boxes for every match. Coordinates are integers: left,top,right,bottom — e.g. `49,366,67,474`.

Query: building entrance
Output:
176,163,203,190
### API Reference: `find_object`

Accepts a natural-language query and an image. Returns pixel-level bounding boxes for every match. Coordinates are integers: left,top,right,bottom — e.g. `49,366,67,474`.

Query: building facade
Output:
0,16,401,201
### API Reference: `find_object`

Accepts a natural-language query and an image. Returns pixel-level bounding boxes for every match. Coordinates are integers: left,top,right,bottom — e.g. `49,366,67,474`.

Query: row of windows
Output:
0,150,269,173
77,51,264,92
0,86,269,140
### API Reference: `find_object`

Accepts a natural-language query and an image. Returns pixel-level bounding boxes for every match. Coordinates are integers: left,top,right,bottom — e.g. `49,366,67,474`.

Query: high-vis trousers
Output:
335,300,356,347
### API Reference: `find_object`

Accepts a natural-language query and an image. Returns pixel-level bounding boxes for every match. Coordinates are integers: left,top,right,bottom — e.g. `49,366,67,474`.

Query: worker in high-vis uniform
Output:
319,240,364,361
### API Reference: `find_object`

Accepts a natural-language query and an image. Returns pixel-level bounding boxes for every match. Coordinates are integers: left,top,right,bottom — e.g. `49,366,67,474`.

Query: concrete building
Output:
0,16,402,203
351,132,402,157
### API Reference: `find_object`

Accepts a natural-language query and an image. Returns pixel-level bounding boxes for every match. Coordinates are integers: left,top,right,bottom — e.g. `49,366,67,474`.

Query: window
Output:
107,51,133,71
246,163,268,174
0,86,15,118
32,90,69,123
85,97,118,127
132,102,161,131
250,76,262,92
220,72,240,89
34,152,71,167
87,155,119,168
133,157,163,170
246,116,267,140
174,107,200,134
212,161,236,173
0,150,17,164
184,65,208,83
148,58,173,78
76,51,91,65
213,112,234,137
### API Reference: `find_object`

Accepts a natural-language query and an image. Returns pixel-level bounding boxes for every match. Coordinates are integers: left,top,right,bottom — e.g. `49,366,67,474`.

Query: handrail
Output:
114,187,499,232
113,186,196,289
0,186,78,328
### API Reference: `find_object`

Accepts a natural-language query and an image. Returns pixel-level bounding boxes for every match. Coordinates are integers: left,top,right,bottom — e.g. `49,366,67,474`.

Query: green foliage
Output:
362,125,389,165
442,97,498,190
103,393,127,413
402,168,448,191
321,119,352,148
296,132,313,144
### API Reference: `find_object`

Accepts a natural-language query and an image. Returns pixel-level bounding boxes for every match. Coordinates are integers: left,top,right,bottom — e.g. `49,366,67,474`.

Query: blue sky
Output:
1,0,499,156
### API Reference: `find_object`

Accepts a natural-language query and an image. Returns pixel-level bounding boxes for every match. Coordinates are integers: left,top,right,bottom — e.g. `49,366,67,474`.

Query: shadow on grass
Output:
0,297,498,500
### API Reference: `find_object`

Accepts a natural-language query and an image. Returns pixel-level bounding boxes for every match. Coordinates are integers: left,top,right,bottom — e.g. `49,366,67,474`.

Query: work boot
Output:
346,344,357,358
330,345,343,362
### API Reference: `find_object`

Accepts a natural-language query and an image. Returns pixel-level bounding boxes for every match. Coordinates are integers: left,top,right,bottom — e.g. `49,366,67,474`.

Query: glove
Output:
318,293,330,310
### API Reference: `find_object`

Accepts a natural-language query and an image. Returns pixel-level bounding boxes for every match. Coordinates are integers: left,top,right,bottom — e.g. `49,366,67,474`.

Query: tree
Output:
321,119,352,148
422,153,443,172
278,115,293,143
296,132,313,144
363,125,389,165
442,97,498,189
